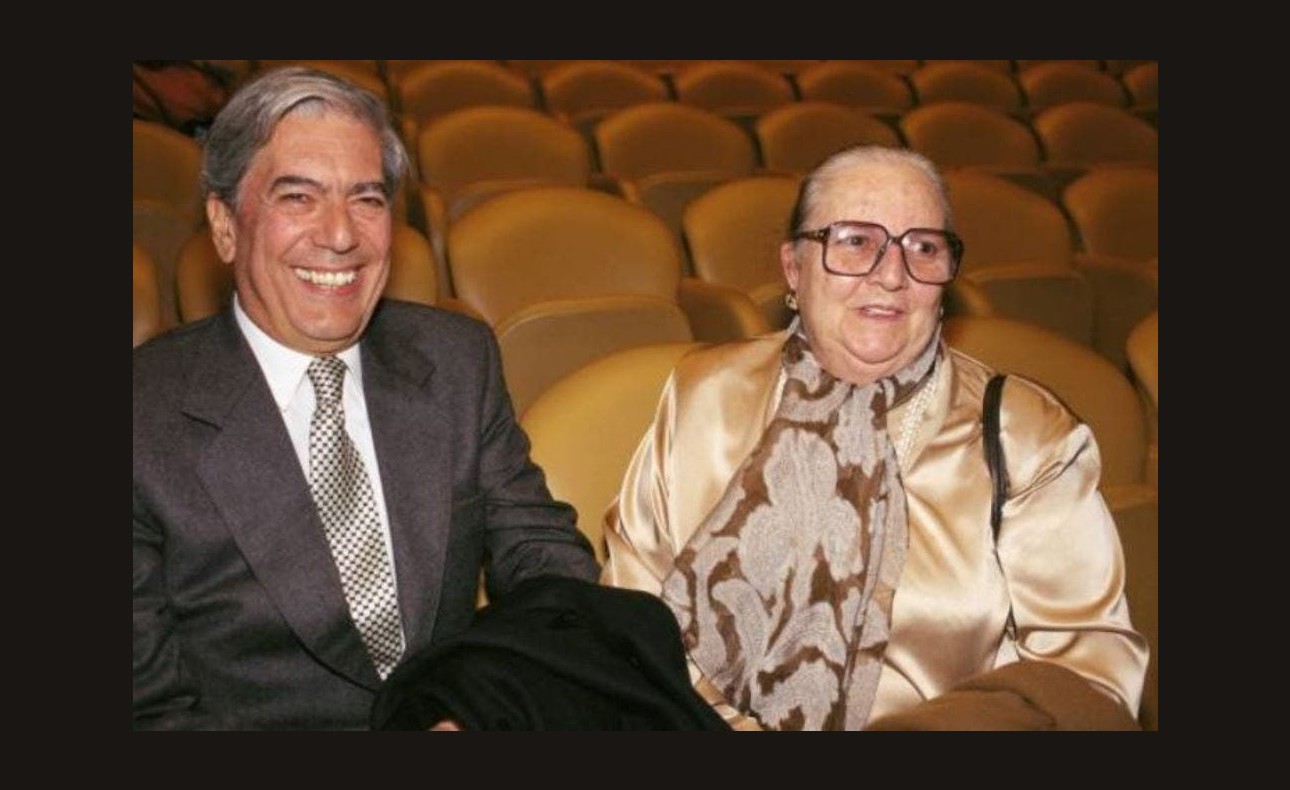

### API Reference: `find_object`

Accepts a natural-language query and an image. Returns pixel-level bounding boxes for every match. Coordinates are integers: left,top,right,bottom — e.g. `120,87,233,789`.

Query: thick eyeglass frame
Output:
793,220,964,285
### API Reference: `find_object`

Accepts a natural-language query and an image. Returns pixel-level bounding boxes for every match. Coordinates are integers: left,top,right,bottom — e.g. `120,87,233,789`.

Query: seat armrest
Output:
678,277,772,342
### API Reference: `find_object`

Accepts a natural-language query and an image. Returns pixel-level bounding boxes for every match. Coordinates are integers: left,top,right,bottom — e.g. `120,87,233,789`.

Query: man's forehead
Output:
246,114,383,183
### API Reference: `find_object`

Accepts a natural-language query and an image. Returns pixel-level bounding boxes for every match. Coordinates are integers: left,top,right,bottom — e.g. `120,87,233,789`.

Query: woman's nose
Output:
868,241,909,289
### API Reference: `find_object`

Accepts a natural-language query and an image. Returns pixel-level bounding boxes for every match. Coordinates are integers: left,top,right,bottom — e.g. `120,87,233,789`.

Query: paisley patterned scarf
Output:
660,319,942,730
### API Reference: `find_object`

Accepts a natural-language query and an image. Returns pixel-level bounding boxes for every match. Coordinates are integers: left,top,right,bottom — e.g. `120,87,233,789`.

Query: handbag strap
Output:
983,373,1009,537
983,373,1017,641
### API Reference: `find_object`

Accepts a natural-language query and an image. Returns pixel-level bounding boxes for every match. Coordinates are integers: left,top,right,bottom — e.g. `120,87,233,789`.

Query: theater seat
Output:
133,244,164,348
446,186,703,414
521,341,703,561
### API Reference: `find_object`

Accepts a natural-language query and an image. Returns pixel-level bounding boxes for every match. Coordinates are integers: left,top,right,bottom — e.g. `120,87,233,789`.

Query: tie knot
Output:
307,356,348,407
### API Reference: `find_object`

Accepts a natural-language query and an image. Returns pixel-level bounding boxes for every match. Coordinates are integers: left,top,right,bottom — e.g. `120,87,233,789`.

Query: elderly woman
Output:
601,145,1148,730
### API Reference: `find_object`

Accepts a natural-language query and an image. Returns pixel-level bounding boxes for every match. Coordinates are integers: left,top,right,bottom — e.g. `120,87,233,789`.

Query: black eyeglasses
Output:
793,220,964,285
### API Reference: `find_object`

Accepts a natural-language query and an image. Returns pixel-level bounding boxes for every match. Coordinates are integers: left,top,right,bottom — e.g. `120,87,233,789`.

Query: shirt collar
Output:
233,295,364,410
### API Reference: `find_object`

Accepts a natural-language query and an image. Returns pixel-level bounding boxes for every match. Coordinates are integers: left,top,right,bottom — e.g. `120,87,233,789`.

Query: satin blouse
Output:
601,329,1148,729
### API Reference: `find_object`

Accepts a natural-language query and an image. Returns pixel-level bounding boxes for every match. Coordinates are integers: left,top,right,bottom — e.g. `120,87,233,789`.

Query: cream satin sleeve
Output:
601,374,764,731
993,380,1149,715
600,372,680,598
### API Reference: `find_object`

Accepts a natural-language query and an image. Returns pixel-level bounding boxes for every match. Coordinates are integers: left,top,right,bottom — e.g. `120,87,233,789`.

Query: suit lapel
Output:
361,318,451,657
184,313,381,690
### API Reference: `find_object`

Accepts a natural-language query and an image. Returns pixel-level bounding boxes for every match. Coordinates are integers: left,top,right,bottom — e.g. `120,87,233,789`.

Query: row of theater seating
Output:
135,162,1156,411
136,106,1156,363
132,59,1159,451
351,98,1161,294
224,59,1158,126
135,91,1157,341
202,61,1158,197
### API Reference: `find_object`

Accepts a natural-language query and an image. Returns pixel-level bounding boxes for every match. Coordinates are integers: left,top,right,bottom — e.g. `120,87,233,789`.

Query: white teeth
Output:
294,268,357,287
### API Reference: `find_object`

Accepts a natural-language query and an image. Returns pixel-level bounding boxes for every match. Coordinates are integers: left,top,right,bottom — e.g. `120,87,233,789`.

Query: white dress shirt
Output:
233,297,404,611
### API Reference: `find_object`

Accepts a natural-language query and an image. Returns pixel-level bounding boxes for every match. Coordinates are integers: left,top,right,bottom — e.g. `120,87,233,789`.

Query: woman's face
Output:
780,159,946,387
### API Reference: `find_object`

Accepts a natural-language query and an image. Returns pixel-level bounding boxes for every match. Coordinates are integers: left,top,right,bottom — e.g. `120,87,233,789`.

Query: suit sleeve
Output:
132,485,237,730
474,328,600,597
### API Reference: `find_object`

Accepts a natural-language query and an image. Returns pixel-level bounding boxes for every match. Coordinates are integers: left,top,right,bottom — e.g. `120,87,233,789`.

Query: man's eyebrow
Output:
266,177,388,198
351,180,390,198
268,174,321,192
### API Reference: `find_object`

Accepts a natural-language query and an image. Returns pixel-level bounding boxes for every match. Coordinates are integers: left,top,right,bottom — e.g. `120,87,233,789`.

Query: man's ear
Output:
206,195,237,264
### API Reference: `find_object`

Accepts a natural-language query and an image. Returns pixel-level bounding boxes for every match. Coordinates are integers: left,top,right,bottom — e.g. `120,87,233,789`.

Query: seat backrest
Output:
501,60,579,78
854,60,921,75
499,299,693,417
1032,101,1158,168
943,169,1075,273
910,61,1024,113
447,185,685,327
540,60,671,118
1125,309,1159,465
416,105,592,216
174,228,231,324
175,223,440,324
922,59,1014,74
755,101,902,174
900,101,1041,169
396,60,536,129
1126,310,1158,411
672,60,795,116
794,61,915,112
1120,61,1158,107
383,59,478,88
594,102,758,182
957,261,1096,348
1018,61,1129,112
1061,165,1159,261
1015,59,1104,73
133,244,164,348
381,224,441,308
133,119,205,227
682,173,800,328
943,315,1148,487
448,185,694,413
256,60,389,106
133,197,198,329
521,341,702,561
941,170,1092,350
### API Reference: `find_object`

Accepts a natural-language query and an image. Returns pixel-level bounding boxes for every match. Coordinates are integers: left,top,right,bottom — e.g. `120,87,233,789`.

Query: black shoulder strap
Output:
983,374,1009,538
983,373,1018,642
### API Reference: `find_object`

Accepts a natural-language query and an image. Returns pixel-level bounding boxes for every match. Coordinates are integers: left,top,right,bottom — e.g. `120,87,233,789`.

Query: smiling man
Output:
133,67,599,730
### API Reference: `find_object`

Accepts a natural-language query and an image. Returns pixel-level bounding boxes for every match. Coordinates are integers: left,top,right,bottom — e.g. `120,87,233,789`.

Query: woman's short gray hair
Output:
787,145,953,238
201,66,409,210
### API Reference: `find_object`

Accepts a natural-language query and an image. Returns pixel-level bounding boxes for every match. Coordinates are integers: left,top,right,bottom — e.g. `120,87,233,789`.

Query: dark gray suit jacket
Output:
133,299,600,730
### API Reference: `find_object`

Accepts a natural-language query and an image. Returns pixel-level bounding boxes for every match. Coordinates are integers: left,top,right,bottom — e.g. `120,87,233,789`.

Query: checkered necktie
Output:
307,355,404,680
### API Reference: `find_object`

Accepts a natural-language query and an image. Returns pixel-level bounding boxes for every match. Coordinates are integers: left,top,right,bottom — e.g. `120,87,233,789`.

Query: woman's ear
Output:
206,195,237,264
780,241,800,291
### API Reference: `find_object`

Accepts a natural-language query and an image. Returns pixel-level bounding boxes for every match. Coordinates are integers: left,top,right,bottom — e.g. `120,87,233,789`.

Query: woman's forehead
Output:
810,164,945,226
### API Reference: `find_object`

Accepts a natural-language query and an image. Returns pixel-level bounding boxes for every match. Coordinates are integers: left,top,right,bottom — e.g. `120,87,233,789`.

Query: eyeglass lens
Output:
826,222,956,283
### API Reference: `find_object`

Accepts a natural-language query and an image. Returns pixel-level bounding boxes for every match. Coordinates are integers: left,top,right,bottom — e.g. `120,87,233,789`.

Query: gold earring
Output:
785,290,798,311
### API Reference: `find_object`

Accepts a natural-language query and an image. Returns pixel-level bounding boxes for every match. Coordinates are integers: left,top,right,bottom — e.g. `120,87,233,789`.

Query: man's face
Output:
207,108,392,355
